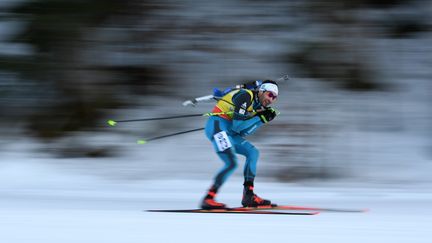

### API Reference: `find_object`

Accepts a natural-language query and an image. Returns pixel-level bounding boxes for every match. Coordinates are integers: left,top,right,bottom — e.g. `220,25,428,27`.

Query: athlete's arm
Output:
231,90,263,135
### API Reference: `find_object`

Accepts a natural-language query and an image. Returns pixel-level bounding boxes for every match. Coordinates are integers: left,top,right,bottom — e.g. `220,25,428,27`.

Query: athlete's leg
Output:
202,117,238,209
205,117,238,189
231,136,271,207
231,136,259,183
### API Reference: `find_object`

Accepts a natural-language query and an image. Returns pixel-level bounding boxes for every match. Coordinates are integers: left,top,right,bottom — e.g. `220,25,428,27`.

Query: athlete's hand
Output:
256,107,277,123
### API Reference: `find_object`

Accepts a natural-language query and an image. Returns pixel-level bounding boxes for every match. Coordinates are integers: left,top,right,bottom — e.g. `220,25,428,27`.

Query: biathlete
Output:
196,80,279,209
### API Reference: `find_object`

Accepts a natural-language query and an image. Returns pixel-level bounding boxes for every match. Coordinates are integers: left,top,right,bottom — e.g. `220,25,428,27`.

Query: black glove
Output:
256,108,277,123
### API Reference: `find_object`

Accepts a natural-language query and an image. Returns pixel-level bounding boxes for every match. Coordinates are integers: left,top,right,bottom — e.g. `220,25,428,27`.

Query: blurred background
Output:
1,0,431,186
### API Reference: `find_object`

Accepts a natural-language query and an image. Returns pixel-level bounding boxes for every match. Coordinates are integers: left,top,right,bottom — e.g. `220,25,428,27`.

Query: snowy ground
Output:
1,161,431,243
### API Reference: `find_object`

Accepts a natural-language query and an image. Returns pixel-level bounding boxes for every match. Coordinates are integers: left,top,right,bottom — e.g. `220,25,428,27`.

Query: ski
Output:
147,208,319,215
147,204,366,215
230,204,368,213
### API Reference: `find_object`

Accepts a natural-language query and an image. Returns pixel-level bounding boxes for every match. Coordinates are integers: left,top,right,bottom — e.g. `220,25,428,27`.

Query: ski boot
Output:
201,189,226,210
241,183,272,208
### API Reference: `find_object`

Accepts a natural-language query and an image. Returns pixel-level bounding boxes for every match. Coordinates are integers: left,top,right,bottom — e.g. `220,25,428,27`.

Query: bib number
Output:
213,131,232,152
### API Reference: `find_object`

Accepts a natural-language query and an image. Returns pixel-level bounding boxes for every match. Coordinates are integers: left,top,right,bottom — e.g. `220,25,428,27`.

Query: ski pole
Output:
137,127,205,145
135,109,280,144
107,112,234,127
107,107,279,127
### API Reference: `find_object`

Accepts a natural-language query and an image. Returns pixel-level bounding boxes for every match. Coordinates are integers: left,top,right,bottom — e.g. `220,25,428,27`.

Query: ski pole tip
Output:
137,140,147,145
107,120,117,127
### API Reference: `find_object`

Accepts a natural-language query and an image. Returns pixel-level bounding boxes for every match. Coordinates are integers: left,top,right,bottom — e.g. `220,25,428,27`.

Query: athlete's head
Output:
258,80,278,107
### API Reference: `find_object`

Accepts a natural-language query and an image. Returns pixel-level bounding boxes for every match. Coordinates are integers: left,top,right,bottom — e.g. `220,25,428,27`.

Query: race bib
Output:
213,131,232,152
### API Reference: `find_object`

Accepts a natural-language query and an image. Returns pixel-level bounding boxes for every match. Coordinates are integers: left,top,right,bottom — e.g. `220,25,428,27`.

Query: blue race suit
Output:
205,89,265,189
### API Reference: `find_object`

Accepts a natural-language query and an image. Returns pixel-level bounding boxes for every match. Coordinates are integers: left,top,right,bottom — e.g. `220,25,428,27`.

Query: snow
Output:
1,160,432,243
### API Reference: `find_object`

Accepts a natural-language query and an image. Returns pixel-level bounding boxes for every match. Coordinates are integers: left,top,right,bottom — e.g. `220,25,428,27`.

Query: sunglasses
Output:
266,91,277,100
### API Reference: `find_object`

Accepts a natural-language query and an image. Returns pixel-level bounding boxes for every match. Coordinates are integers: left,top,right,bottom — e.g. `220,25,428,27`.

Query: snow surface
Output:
1,160,432,243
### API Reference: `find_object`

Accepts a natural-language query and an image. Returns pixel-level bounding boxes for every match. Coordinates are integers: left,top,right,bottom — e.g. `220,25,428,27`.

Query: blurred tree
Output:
0,0,166,149
285,0,422,91
347,0,416,8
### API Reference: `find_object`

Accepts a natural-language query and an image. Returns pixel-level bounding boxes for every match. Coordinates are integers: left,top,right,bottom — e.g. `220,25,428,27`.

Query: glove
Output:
256,108,277,123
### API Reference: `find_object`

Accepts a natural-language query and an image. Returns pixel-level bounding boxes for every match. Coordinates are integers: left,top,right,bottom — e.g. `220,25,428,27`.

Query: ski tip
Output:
107,119,117,127
137,139,147,145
